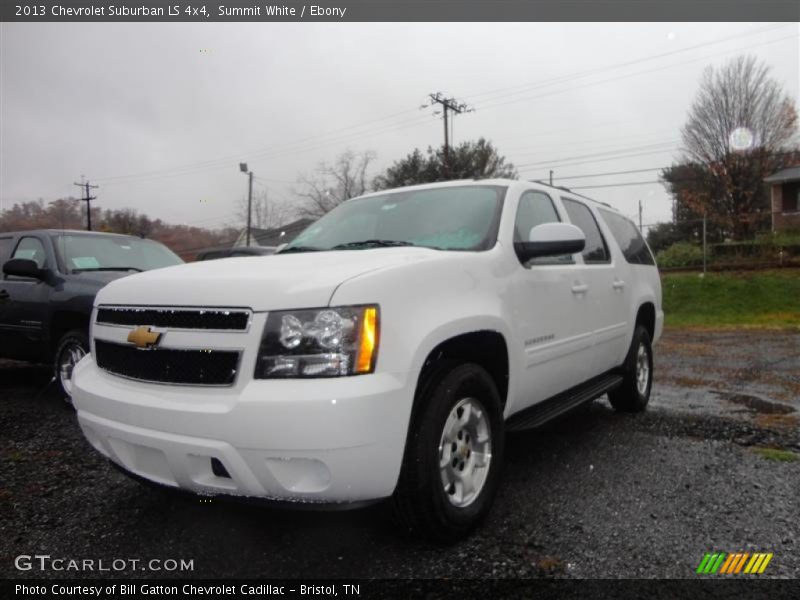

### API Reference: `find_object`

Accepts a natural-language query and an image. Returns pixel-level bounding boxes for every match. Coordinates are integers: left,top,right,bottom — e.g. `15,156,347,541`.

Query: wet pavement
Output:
1,328,798,579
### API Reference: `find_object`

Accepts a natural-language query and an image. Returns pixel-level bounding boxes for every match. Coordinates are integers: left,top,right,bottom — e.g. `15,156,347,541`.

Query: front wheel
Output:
608,325,653,413
392,363,505,542
54,330,89,404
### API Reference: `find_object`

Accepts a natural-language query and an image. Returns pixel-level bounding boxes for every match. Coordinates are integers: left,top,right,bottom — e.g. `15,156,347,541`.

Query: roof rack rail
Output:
528,180,572,192
528,180,616,209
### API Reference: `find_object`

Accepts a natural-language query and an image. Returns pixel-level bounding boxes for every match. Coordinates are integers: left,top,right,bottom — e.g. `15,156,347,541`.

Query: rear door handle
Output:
0,290,9,301
612,279,626,290
571,283,589,294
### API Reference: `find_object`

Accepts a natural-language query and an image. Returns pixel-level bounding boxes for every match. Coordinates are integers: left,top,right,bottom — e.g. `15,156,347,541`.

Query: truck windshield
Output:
52,234,184,273
283,185,507,253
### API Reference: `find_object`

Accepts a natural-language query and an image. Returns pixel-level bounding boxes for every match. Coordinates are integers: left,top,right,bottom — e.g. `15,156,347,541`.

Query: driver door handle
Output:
571,283,589,294
0,289,9,301
612,279,626,290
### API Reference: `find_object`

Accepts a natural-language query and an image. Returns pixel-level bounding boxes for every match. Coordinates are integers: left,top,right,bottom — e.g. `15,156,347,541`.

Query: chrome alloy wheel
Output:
438,397,492,508
635,342,650,396
59,343,86,398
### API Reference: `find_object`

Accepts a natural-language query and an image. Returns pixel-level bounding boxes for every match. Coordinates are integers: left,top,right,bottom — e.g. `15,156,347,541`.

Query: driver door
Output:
0,235,52,361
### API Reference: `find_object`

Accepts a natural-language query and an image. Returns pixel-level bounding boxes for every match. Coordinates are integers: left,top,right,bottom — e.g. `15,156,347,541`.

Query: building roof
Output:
764,167,800,184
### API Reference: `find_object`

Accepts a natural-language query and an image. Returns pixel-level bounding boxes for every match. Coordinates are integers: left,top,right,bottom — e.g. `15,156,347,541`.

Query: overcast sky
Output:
1,22,798,231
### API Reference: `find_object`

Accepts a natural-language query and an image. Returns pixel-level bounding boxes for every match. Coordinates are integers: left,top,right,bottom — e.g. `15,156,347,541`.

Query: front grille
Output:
94,340,239,385
96,306,249,330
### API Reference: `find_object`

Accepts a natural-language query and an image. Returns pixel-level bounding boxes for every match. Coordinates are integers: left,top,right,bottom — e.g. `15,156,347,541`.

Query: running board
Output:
505,372,624,432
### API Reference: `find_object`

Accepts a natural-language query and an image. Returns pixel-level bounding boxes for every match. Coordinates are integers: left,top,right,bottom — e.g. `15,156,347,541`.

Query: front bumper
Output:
72,357,414,503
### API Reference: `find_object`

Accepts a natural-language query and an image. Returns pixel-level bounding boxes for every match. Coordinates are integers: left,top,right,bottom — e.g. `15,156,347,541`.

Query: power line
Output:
519,147,681,172
88,28,796,193
547,166,667,181
473,32,798,113
515,141,679,168
463,24,790,103
570,180,667,190
96,113,434,188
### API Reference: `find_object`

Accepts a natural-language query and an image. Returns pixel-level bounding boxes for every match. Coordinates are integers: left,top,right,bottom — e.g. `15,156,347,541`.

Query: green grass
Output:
662,269,800,329
753,448,800,463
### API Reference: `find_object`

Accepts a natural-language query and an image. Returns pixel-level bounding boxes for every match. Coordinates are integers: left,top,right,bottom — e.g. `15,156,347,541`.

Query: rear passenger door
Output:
561,198,630,375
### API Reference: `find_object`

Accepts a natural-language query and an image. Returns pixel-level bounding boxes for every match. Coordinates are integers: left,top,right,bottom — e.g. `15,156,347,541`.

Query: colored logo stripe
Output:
698,552,773,575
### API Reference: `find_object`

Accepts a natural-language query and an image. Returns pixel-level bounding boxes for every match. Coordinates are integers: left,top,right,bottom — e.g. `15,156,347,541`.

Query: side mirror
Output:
515,223,585,262
3,258,43,279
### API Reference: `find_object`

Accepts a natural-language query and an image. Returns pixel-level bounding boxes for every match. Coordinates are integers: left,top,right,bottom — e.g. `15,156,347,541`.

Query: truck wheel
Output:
54,330,89,404
608,325,652,413
392,363,504,542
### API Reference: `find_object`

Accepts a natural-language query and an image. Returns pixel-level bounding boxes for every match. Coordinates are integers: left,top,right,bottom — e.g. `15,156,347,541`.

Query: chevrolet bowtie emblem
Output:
127,326,162,349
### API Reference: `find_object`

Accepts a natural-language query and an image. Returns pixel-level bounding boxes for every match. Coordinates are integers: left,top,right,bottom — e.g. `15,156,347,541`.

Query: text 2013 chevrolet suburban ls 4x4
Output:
72,179,663,540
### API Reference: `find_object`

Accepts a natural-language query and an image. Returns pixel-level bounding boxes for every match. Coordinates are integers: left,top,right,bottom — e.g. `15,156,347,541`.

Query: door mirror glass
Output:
515,223,585,262
3,258,43,279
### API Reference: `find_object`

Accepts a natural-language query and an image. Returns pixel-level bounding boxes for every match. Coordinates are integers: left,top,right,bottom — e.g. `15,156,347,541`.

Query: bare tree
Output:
678,55,798,238
295,149,376,218
236,190,292,231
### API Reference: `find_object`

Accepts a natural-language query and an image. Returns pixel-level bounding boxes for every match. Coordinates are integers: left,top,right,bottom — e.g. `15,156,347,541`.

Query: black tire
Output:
392,362,505,542
608,325,653,413
54,330,89,404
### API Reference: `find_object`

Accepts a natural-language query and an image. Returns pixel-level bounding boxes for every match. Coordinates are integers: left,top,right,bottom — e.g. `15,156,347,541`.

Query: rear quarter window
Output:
598,209,655,266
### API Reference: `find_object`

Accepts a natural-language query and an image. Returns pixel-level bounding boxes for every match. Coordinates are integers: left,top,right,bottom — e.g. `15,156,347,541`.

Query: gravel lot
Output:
1,329,798,579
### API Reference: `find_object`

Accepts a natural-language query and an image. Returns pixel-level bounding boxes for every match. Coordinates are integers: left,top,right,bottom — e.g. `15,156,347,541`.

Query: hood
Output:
69,270,136,288
95,247,445,311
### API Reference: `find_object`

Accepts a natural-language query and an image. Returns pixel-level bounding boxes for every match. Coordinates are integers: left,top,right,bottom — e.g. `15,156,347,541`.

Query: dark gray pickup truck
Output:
0,229,183,400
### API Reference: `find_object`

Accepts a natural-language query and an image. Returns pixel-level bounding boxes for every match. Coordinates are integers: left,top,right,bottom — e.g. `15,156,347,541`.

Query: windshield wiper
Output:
331,240,416,250
278,246,323,254
72,267,143,273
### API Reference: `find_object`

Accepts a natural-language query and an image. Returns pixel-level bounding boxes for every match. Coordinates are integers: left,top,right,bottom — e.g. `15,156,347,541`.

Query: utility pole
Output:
702,213,707,276
424,93,473,176
638,199,643,231
239,163,254,246
549,170,554,186
73,177,98,231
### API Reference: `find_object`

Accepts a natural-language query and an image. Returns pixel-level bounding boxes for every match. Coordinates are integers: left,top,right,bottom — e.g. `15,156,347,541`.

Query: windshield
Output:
283,185,507,253
52,234,184,273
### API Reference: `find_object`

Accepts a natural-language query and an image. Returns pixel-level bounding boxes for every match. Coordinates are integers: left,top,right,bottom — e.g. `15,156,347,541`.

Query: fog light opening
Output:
210,457,231,478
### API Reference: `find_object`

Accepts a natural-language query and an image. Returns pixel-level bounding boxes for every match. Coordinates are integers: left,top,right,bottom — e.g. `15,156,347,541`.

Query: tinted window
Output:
513,191,573,266
513,191,561,242
12,236,47,268
562,198,610,264
599,209,655,265
0,236,14,264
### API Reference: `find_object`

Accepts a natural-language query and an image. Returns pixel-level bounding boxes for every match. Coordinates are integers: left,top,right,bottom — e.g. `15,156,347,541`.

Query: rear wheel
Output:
54,330,89,404
392,363,504,542
608,325,652,413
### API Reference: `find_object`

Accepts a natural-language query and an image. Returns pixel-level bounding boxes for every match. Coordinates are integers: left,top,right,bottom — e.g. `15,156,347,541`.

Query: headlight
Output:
255,305,379,378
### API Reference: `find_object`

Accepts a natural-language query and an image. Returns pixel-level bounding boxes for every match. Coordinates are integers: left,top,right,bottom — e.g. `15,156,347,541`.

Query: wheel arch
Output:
412,329,510,421
50,310,90,352
635,302,656,341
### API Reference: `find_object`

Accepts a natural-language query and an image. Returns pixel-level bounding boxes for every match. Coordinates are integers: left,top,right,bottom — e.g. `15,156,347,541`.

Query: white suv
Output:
72,179,663,541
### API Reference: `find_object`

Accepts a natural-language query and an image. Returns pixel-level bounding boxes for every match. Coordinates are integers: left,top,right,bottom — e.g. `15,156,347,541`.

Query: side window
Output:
513,191,573,266
12,236,47,269
599,209,655,266
0,236,14,265
513,191,560,242
561,198,610,264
